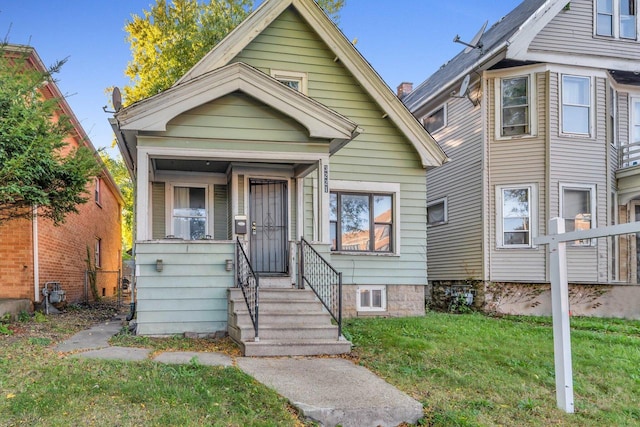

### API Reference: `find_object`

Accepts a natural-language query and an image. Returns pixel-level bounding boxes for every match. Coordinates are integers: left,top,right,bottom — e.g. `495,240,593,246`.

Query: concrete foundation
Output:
342,284,426,318
0,298,33,321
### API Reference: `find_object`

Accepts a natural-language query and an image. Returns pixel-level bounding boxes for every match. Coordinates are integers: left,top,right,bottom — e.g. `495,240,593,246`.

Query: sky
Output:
0,0,522,156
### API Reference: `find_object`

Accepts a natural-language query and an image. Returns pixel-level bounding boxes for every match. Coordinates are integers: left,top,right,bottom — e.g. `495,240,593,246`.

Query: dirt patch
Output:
1,298,123,345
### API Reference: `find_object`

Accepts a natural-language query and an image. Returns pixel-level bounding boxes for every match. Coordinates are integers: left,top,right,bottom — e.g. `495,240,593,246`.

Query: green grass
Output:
345,313,640,427
0,341,303,426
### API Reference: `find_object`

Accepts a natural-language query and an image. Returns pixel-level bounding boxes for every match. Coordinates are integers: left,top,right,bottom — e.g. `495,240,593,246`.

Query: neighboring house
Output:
0,45,124,306
110,0,446,355
404,0,640,319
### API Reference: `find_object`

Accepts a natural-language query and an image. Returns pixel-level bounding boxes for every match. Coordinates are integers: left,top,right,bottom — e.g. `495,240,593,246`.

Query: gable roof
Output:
175,0,447,168
403,0,552,111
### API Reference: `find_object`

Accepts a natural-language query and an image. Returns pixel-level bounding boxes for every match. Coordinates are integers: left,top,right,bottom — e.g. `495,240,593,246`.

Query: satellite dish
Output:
453,20,488,54
459,74,471,97
112,87,122,112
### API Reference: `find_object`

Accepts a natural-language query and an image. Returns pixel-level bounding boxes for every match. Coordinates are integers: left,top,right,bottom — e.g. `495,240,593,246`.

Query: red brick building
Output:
0,45,123,304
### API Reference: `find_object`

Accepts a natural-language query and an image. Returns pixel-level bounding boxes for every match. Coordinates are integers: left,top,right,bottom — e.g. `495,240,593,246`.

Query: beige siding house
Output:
110,0,446,356
404,0,640,319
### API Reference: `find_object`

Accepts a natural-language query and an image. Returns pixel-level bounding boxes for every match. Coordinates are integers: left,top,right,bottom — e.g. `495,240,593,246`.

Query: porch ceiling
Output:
154,159,229,174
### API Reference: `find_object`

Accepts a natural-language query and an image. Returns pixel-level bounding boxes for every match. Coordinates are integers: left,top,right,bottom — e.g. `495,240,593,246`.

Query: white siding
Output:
488,72,548,282
426,97,484,280
530,0,640,62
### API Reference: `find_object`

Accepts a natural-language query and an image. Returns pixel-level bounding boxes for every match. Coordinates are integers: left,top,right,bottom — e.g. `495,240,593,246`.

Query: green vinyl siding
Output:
214,184,228,240
238,175,245,215
152,182,166,239
135,241,234,336
157,92,326,146
233,7,427,286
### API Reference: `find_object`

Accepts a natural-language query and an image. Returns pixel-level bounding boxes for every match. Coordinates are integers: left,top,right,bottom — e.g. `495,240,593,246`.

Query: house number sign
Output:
323,165,329,193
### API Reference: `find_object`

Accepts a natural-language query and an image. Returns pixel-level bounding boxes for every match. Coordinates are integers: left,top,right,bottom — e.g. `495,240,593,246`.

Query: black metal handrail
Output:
236,238,259,341
299,237,343,338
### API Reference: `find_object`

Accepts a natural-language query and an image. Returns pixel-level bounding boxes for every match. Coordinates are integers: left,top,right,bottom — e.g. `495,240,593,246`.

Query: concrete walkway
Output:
55,319,423,427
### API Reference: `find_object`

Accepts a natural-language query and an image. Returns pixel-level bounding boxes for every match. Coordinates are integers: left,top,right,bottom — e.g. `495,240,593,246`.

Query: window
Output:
427,198,447,226
270,69,308,95
631,97,640,152
330,192,393,252
423,105,446,133
609,86,617,146
596,0,637,39
94,178,101,205
560,183,596,246
172,186,207,240
496,185,536,248
562,75,591,135
94,238,101,268
501,76,530,136
356,285,387,312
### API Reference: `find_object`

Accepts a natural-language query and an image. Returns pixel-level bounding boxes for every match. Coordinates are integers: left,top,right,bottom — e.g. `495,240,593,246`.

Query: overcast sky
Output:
1,0,522,155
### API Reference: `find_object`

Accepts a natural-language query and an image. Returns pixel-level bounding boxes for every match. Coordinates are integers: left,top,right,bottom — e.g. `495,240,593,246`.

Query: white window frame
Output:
422,104,447,134
94,178,101,205
165,183,212,240
495,184,537,249
356,285,387,312
629,96,640,162
270,69,308,95
94,238,101,268
559,183,597,247
329,180,401,255
560,74,593,137
595,0,638,40
427,197,448,226
494,73,537,140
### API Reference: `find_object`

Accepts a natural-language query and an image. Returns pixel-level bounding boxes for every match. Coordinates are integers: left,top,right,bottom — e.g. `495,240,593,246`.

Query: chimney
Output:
397,82,413,99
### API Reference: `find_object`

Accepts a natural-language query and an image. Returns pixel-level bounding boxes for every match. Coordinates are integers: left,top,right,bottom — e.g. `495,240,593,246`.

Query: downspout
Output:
32,205,39,302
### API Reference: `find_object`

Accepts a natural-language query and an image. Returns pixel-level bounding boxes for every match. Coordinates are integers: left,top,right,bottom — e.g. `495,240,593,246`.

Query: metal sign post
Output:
534,219,640,413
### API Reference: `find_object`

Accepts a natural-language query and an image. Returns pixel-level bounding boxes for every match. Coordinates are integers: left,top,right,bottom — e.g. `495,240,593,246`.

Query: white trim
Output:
139,145,327,164
165,182,212,240
560,74,594,137
356,285,387,312
427,197,448,226
422,103,447,134
117,62,359,142
137,152,150,240
629,96,640,154
172,0,447,168
495,184,538,249
593,0,639,40
270,69,308,95
296,177,304,241
329,180,401,255
494,73,538,140
559,182,597,247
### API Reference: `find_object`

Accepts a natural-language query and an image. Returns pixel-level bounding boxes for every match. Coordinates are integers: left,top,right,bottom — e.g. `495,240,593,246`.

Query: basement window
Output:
357,285,387,312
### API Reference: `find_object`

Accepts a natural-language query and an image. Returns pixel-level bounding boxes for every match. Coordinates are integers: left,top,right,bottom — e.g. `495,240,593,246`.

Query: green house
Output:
111,0,446,356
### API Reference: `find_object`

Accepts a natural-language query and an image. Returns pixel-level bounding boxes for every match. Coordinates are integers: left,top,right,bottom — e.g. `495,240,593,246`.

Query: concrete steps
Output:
228,288,352,357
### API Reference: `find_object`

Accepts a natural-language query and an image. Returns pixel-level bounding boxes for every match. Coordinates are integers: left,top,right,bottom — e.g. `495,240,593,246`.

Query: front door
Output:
249,179,288,274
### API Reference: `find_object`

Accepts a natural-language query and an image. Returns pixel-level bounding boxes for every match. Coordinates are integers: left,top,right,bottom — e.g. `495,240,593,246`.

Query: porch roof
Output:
111,62,361,176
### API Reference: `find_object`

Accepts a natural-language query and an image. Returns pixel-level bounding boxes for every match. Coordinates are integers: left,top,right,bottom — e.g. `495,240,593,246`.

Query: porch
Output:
134,238,350,356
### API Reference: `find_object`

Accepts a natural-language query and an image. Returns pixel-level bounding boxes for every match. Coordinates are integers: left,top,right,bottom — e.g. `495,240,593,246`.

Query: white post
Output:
548,218,574,413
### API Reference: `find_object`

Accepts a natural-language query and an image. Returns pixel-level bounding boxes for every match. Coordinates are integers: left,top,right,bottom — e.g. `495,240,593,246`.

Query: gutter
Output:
109,117,136,179
32,205,39,302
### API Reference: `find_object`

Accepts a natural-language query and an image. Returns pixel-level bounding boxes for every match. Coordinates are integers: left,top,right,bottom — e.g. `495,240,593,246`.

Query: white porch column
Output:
136,150,150,241
318,156,330,244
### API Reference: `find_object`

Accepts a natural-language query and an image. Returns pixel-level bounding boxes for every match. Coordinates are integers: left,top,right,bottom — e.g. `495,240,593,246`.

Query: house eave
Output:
174,0,446,169
115,62,358,143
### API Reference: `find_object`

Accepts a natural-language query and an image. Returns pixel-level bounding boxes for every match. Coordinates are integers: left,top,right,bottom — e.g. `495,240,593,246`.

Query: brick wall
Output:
0,218,35,299
37,176,122,302
0,177,121,303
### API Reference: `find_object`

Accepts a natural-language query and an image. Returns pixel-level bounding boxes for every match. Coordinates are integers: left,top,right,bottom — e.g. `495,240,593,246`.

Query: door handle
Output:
251,221,257,235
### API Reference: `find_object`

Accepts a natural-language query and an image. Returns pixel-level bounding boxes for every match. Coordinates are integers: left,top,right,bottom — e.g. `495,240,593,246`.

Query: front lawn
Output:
345,313,640,426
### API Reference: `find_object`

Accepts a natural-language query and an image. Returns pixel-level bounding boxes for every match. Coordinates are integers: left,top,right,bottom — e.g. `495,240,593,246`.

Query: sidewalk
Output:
55,317,423,427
